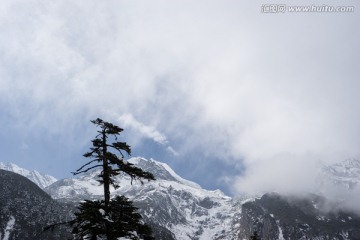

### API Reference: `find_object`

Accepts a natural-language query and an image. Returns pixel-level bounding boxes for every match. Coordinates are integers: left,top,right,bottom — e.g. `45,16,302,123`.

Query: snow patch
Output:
276,220,284,240
99,209,105,216
340,231,350,240
2,216,15,240
150,158,201,189
128,157,202,189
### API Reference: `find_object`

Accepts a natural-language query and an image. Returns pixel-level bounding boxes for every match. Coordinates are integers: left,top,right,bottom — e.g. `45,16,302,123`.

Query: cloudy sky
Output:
0,0,359,196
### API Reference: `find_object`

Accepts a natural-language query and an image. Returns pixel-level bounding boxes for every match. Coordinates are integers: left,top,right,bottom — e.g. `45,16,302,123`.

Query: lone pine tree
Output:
72,118,155,240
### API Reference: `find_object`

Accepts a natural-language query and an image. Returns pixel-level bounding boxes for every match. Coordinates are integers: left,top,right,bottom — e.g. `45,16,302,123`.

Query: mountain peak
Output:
0,162,57,189
336,158,360,169
5,158,359,239
321,158,360,179
128,157,201,189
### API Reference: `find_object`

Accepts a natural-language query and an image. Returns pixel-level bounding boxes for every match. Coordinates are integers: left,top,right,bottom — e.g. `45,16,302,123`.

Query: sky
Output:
0,0,359,197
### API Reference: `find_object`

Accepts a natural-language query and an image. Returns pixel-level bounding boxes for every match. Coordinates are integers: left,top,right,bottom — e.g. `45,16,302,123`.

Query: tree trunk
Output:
102,130,111,238
102,130,110,210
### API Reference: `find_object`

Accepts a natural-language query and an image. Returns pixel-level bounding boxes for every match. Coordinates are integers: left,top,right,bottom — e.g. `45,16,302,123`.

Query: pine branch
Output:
110,142,131,156
83,146,102,159
115,162,155,183
105,152,123,165
75,159,101,172
73,164,103,175
104,122,123,135
92,138,102,148
91,118,104,126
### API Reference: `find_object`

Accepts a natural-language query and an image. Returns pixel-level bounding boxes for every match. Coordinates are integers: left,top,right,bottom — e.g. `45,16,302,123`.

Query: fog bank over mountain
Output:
0,0,359,199
235,158,360,214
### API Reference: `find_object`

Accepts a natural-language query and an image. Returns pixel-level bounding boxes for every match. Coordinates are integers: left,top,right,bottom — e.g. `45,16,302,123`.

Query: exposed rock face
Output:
0,170,72,240
2,158,360,239
45,157,360,240
45,157,241,240
239,193,360,240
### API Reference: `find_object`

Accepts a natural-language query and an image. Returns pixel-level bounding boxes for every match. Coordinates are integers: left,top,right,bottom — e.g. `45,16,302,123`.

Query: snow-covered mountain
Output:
45,157,249,239
0,162,57,189
2,158,360,239
319,158,360,190
239,192,360,239
46,157,202,200
44,157,360,239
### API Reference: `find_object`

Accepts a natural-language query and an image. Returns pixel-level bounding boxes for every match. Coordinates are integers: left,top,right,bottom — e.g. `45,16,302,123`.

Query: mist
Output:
0,0,359,211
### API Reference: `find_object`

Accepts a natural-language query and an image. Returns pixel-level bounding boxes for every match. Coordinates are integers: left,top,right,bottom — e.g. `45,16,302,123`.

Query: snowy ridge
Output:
130,157,201,189
7,157,358,239
45,157,242,239
319,158,360,190
120,178,237,239
47,157,218,200
0,162,57,189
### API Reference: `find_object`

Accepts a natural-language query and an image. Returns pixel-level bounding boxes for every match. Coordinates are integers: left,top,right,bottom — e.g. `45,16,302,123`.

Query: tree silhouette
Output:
71,196,153,240
250,231,261,240
71,118,155,239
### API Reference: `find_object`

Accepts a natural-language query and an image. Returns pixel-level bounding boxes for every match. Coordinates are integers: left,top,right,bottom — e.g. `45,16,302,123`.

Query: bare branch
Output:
75,159,101,172
72,164,103,175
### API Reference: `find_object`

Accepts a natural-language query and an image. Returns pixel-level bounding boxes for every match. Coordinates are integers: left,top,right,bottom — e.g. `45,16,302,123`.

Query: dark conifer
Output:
71,118,155,239
250,231,261,240
71,197,154,240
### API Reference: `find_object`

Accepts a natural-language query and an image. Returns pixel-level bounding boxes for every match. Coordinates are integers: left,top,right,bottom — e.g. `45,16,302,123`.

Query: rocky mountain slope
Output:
0,162,57,189
239,193,360,239
0,170,72,240
1,158,360,239
44,157,360,240
238,158,360,239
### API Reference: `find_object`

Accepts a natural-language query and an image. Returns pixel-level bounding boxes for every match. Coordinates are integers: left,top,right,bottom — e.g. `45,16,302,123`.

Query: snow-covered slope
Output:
45,157,244,239
0,162,57,189
127,157,201,189
319,158,360,190
46,157,203,200
3,157,360,239
44,157,360,239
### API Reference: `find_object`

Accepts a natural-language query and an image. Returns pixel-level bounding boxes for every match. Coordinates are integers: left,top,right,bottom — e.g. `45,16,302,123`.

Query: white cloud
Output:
166,146,179,157
117,113,168,145
0,0,359,203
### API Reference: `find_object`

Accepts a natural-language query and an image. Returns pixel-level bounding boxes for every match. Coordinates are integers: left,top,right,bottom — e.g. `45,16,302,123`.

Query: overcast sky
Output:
0,0,359,197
